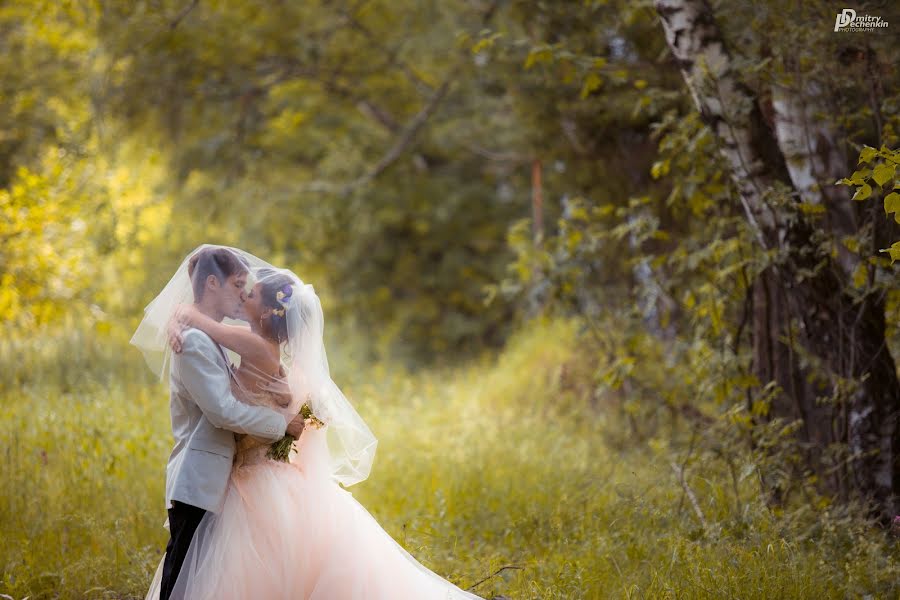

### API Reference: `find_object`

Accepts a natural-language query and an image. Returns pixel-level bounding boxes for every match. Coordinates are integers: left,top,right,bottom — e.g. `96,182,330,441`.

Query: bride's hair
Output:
188,247,248,301
257,268,295,344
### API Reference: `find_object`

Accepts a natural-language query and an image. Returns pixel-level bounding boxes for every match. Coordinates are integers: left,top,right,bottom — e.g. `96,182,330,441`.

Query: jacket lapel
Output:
213,342,235,378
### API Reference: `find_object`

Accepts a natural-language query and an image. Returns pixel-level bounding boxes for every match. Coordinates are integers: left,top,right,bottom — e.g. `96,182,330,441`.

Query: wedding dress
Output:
145,385,484,600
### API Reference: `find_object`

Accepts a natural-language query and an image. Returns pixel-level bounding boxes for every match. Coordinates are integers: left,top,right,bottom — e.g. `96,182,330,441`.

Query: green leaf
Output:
858,145,877,165
798,202,826,215
650,159,670,179
471,38,492,54
471,32,502,55
842,236,860,253
849,168,871,184
872,163,896,187
881,241,900,264
524,47,553,69
852,183,872,201
852,263,868,288
580,72,603,99
883,192,900,215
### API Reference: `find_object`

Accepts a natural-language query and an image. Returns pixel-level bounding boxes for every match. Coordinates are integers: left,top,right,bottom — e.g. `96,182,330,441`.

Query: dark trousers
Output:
159,500,207,600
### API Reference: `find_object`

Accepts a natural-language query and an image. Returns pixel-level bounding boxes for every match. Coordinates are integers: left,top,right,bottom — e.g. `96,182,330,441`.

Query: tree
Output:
655,0,899,518
89,0,523,362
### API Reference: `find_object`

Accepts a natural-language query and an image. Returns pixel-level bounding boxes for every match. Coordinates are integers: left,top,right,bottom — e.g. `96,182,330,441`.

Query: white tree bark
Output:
770,81,845,206
771,78,857,274
655,0,781,249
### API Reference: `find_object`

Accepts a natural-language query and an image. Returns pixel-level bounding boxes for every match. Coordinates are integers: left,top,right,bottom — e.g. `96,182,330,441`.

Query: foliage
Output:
492,0,900,518
0,0,527,361
86,0,528,362
840,144,900,261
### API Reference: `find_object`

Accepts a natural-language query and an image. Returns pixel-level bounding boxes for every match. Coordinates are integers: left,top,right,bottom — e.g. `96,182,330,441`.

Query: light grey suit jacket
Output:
166,327,287,513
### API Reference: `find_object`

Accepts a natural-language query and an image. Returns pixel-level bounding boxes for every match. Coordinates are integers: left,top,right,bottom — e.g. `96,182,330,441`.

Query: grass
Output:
1,319,898,599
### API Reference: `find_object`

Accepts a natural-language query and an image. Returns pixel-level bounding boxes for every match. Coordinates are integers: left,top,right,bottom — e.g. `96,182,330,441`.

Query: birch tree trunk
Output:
771,75,858,276
656,0,900,520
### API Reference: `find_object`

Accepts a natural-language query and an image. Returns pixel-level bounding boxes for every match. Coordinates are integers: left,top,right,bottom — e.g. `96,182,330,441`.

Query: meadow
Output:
2,1,899,598
1,319,898,599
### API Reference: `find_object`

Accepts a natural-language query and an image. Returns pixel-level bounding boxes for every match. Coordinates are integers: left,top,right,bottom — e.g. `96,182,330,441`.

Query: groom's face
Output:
219,270,248,321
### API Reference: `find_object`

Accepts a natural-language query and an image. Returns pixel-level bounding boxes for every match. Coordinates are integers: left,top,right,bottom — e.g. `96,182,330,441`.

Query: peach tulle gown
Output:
144,421,484,600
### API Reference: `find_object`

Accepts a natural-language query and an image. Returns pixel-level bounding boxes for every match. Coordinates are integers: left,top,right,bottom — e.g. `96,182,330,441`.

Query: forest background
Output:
2,1,900,598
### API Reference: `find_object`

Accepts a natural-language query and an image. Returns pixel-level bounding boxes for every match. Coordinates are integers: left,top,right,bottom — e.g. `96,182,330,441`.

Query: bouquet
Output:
267,399,325,462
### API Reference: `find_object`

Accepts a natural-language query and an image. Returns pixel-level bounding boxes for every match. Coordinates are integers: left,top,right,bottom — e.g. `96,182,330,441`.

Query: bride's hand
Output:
285,413,306,438
167,304,194,353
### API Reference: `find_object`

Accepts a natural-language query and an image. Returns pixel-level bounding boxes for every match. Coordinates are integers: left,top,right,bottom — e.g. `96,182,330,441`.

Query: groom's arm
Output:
173,330,287,442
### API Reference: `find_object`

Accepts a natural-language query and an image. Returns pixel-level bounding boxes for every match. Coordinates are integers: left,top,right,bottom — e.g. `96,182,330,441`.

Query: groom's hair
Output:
187,247,248,301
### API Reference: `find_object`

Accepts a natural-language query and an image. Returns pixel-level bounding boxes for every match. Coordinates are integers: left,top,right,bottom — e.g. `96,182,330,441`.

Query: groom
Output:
159,246,306,600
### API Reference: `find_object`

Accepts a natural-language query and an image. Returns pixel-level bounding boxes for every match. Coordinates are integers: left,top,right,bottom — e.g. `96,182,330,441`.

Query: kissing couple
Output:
131,245,484,600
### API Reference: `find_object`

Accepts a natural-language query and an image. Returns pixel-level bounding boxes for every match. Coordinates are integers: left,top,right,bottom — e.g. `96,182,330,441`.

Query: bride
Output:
136,246,484,600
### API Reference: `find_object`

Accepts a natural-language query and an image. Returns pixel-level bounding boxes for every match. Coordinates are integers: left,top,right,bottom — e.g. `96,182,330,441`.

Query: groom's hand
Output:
285,414,306,438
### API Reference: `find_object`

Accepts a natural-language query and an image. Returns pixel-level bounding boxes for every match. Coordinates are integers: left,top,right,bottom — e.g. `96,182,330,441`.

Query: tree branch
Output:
170,0,199,30
350,68,458,189
466,564,524,591
670,460,709,531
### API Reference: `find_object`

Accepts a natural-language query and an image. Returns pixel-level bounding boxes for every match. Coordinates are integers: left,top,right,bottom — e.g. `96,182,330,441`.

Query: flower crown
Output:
272,283,293,317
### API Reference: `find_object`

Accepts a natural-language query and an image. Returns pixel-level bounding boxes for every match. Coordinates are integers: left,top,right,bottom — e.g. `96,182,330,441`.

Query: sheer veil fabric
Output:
131,244,377,487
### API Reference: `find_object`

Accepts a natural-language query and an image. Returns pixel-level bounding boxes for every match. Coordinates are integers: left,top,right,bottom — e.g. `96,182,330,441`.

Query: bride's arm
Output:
172,305,278,370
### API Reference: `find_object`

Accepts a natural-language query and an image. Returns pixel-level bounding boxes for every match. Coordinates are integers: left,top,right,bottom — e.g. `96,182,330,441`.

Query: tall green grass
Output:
1,319,897,598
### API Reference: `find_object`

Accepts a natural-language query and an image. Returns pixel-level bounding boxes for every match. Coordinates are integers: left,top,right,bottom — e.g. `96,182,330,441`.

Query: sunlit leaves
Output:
841,145,900,260
0,160,95,325
650,159,670,179
884,242,900,264
884,192,900,221
579,72,603,99
524,45,554,69
471,31,504,55
872,162,896,188
852,182,872,201
858,145,877,165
